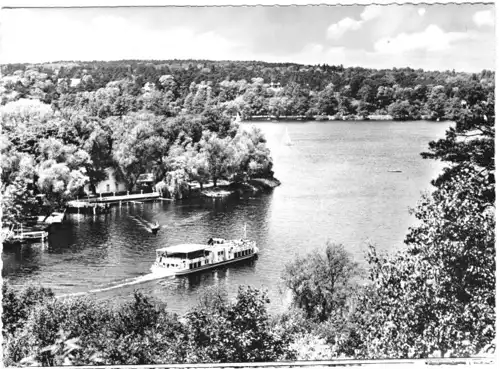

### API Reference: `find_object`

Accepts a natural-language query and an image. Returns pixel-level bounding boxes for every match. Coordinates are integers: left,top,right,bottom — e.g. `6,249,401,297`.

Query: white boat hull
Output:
151,248,259,276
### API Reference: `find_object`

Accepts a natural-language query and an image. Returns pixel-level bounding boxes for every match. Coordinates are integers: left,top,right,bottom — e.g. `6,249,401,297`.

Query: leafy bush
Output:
185,286,294,362
2,282,55,337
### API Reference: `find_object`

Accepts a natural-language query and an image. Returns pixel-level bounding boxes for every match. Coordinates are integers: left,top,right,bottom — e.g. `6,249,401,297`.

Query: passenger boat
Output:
151,237,259,275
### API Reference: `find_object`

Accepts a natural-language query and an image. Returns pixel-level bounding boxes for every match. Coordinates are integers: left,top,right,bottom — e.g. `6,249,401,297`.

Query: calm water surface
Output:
2,121,450,313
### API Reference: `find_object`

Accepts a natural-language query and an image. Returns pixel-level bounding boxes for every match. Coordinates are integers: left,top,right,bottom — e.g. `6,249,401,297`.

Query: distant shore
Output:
246,114,439,122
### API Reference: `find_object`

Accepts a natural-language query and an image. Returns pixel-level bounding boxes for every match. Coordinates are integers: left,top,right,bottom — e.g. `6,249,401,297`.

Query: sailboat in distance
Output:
283,127,292,146
235,112,242,123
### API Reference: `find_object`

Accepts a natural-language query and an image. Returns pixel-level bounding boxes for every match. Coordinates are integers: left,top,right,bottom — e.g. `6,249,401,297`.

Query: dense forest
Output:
1,59,495,120
1,59,495,365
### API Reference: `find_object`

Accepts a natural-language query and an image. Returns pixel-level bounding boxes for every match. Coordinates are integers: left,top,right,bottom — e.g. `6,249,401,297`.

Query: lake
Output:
2,120,450,313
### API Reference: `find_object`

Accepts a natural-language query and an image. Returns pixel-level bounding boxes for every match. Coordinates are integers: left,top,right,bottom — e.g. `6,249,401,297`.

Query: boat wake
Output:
56,270,175,299
129,215,157,233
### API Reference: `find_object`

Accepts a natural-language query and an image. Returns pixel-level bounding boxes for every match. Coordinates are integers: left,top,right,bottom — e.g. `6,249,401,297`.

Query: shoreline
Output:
202,177,281,198
246,114,443,122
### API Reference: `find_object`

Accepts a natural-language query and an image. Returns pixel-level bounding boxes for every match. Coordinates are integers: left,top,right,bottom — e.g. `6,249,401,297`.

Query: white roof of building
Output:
156,244,208,254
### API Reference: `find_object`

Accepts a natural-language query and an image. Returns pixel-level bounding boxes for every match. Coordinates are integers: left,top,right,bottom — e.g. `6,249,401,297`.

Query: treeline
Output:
2,81,495,364
1,60,495,120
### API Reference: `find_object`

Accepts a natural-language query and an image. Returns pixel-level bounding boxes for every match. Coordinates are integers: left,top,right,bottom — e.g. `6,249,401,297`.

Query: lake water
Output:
2,121,450,313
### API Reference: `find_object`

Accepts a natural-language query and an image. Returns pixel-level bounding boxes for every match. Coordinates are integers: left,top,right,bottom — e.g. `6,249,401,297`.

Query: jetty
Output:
74,191,160,204
13,230,49,242
67,192,160,213
2,224,49,245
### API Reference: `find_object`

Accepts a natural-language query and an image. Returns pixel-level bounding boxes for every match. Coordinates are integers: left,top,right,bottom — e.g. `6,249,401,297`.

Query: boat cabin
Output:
155,243,215,270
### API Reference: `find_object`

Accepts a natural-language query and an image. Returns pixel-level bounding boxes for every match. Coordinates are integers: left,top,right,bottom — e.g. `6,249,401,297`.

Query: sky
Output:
0,2,495,72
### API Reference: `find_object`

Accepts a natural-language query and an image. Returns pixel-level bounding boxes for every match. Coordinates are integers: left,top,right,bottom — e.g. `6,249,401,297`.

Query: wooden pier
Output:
70,192,160,205
13,230,49,242
67,192,161,214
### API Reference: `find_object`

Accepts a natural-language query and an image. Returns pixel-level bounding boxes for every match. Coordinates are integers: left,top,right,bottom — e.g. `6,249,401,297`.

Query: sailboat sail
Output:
283,127,292,146
235,112,242,123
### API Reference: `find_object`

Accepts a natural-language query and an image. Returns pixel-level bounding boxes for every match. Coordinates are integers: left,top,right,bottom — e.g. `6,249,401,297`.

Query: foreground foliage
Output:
2,284,294,366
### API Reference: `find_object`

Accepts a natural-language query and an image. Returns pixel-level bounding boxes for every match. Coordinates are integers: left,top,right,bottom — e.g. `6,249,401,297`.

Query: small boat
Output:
150,221,160,235
388,169,403,173
151,237,259,275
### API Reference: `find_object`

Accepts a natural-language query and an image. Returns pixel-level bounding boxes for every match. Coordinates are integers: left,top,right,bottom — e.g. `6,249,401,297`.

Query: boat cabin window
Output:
164,252,189,259
187,250,205,259
189,261,202,269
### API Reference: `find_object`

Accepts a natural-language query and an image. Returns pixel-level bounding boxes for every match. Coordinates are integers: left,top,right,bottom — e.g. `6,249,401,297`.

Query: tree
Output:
232,126,273,179
422,89,494,204
199,131,235,187
337,94,355,117
282,242,360,323
35,137,90,209
111,112,172,189
356,100,373,119
424,85,448,120
185,286,293,362
388,100,412,120
315,83,338,116
375,86,394,110
2,282,55,338
0,138,40,227
183,143,210,190
268,96,290,118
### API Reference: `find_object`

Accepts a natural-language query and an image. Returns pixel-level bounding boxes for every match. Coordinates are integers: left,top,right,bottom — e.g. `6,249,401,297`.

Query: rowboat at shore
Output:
151,237,259,276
